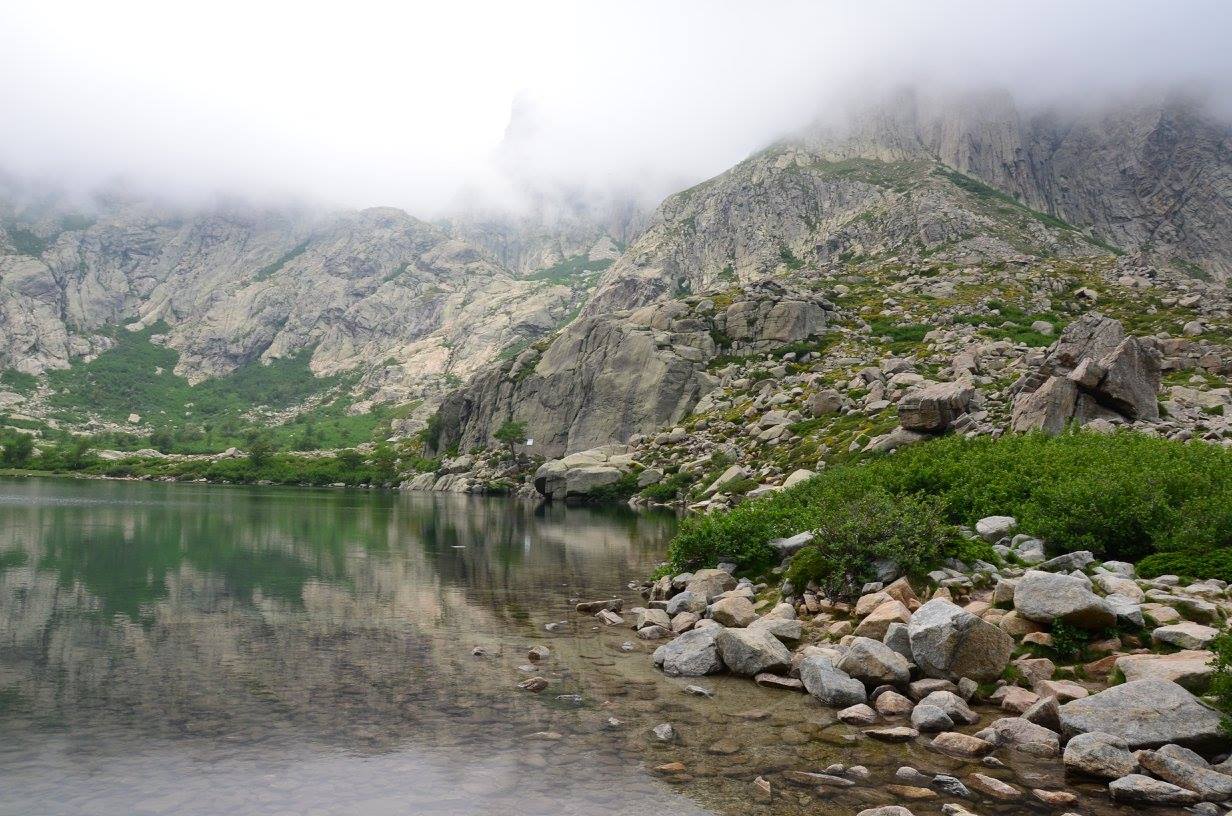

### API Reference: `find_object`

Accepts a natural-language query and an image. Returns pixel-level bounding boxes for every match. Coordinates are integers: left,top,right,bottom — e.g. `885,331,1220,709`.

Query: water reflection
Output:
0,478,704,816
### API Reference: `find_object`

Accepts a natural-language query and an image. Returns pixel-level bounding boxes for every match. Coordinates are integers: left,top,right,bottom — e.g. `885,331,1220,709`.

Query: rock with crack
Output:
714,627,792,676
897,380,977,434
907,598,1013,682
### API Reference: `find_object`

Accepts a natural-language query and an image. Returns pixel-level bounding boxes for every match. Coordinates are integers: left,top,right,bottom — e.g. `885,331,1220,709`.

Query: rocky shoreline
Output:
573,515,1232,814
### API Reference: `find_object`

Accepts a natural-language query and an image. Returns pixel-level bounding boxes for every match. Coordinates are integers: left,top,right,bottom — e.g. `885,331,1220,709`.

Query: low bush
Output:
665,431,1232,577
1210,627,1232,735
640,471,695,502
586,472,640,503
783,490,955,600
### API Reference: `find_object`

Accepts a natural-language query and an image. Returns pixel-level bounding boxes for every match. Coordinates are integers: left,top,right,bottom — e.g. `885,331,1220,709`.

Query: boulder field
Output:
601,516,1232,813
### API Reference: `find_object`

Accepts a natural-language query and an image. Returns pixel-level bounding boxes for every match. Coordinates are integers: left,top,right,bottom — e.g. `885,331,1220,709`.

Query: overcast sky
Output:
2,0,1230,215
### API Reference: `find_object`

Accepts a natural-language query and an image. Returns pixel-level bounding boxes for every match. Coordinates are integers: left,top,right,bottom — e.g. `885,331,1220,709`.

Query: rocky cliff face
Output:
431,281,833,457
0,196,582,412
816,89,1232,279
583,91,1231,316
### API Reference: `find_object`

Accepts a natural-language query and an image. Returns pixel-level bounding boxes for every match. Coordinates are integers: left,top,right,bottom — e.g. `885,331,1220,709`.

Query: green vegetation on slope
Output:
667,431,1232,581
32,322,394,453
526,254,614,286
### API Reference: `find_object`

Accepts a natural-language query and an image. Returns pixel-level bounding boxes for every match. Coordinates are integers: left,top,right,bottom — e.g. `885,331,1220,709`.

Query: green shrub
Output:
0,433,34,467
1139,549,1232,583
641,471,695,502
586,472,640,503
1210,627,1232,735
784,490,955,600
1049,619,1090,662
665,431,1232,578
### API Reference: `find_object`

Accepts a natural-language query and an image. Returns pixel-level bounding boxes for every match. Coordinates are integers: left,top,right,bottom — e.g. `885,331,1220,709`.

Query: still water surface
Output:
0,478,1149,816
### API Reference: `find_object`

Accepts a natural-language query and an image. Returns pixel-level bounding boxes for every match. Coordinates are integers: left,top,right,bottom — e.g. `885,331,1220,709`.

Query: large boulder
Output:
1058,679,1225,751
837,637,911,685
714,627,792,676
1114,650,1215,692
1010,315,1161,433
1011,376,1078,434
655,628,723,676
1062,732,1139,779
1096,337,1162,421
1152,622,1219,650
685,569,736,601
1137,748,1232,801
709,595,758,627
1013,571,1115,630
898,381,976,433
853,599,912,640
1108,775,1201,806
563,465,624,498
907,598,1013,682
799,656,867,708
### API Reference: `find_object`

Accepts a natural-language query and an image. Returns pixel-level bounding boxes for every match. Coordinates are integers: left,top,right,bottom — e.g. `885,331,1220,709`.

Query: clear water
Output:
0,478,1154,816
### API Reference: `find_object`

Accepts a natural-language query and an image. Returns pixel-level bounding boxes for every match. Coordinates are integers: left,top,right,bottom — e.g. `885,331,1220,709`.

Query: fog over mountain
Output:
3,0,1231,215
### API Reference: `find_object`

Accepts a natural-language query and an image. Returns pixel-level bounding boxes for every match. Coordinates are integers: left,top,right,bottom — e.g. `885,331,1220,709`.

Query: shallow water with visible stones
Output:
0,477,1181,816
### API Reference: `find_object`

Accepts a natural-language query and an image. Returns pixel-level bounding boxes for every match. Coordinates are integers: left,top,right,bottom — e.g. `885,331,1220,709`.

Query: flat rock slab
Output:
1058,679,1224,751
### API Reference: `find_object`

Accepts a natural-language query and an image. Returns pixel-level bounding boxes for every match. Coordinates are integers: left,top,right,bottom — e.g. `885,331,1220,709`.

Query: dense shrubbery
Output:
667,431,1232,579
784,490,955,600
1211,627,1232,735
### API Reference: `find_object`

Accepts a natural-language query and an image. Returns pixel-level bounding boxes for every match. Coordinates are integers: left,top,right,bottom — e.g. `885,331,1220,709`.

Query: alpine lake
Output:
0,477,1162,816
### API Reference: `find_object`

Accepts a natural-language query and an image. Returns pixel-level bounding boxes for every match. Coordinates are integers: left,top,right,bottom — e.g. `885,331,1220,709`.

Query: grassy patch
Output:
253,240,311,282
0,370,37,394
526,255,613,285
666,431,1232,577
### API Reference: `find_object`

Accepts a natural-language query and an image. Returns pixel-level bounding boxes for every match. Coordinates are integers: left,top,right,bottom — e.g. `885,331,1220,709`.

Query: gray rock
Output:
898,381,976,432
837,637,912,685
974,717,1060,757
1037,550,1095,572
1063,732,1139,779
709,595,758,627
1013,570,1114,629
685,569,737,601
1108,774,1201,806
1138,749,1232,801
748,616,803,643
799,656,867,708
883,621,914,661
975,516,1017,542
1152,622,1219,650
657,628,723,676
916,690,979,725
1096,337,1162,421
665,590,707,616
907,598,1013,682
1115,650,1215,692
714,627,792,676
1058,679,1225,751
769,531,814,556
910,704,953,732
651,723,677,743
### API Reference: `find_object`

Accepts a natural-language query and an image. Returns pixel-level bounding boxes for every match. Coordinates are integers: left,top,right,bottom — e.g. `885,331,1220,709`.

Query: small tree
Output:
1,433,34,467
246,432,274,469
336,448,364,472
494,420,527,462
369,444,397,483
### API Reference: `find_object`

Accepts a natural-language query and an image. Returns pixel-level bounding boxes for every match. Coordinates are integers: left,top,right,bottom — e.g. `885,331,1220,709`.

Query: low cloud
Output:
2,0,1229,216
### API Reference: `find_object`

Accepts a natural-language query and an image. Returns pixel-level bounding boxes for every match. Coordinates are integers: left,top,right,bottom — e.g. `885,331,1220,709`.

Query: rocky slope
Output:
430,280,833,459
0,191,611,430
425,91,1231,464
